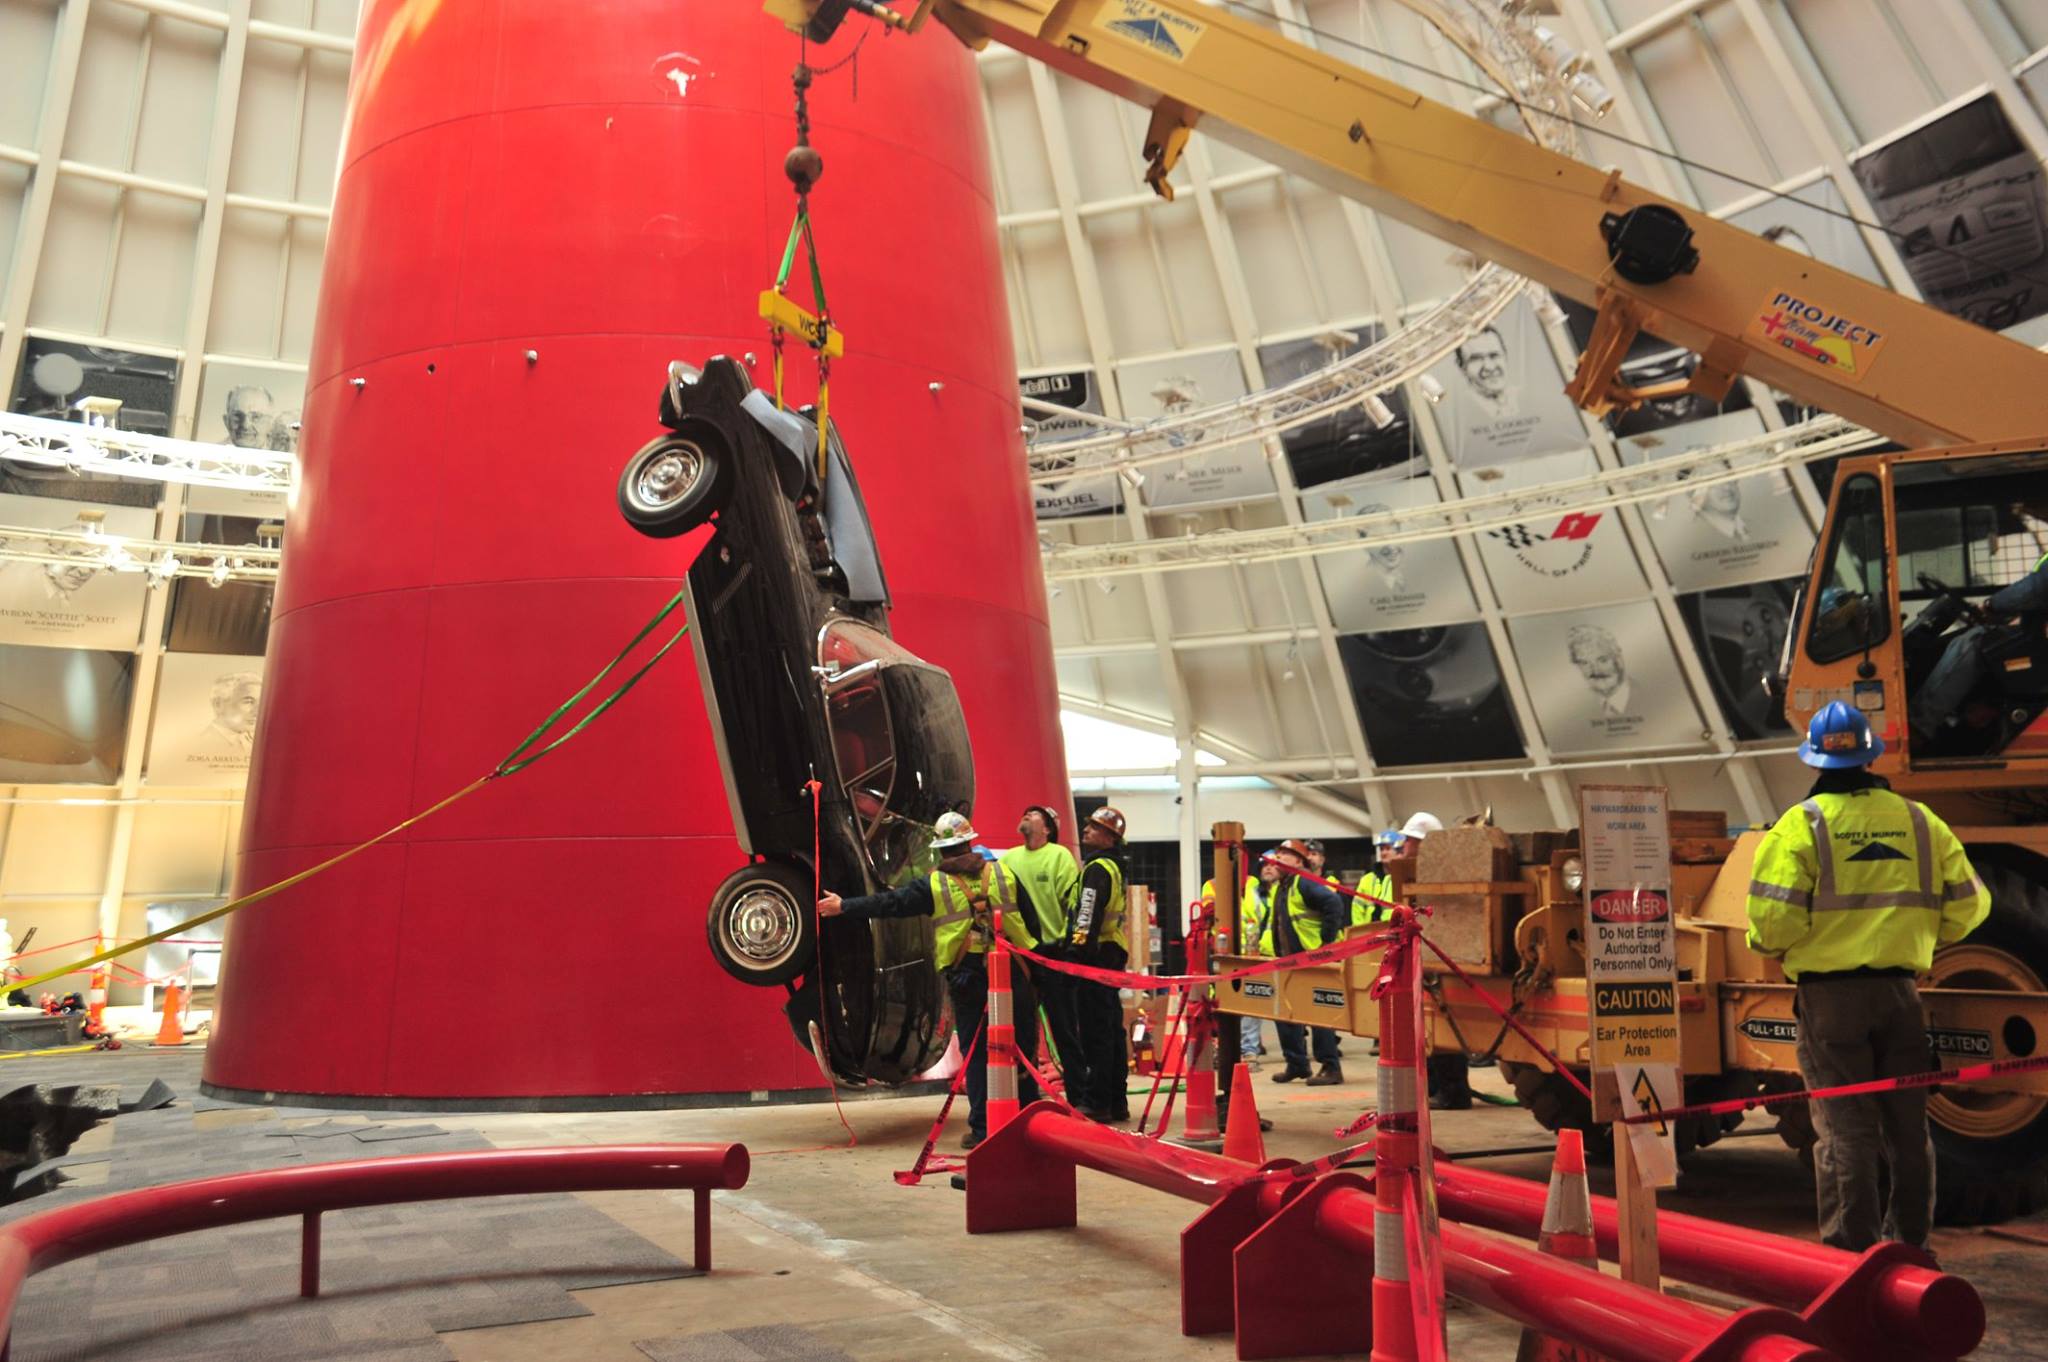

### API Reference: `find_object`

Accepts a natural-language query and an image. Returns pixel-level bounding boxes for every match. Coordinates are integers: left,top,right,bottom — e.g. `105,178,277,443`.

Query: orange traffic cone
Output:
1515,1128,1610,1362
1222,1061,1267,1164
153,982,188,1047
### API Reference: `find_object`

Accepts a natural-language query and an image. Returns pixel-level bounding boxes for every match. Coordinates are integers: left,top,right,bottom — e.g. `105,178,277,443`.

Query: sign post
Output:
1579,784,1680,1289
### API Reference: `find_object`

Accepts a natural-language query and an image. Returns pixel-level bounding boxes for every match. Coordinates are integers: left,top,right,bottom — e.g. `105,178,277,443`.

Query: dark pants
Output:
1035,963,1090,1098
947,956,1041,1139
1427,1053,1472,1102
1913,626,1990,733
1795,976,1935,1251
1073,942,1130,1116
1275,1021,1341,1074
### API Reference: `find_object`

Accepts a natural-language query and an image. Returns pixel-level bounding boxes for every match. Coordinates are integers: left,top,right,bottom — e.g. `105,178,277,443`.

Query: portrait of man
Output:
222,387,276,449
1454,326,1515,422
1353,502,1406,591
1686,477,1749,544
267,412,300,453
1568,623,1631,717
199,672,262,753
16,514,106,603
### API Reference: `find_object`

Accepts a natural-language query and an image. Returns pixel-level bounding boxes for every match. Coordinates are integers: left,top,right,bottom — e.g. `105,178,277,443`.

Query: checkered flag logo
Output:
1487,523,1544,550
1485,512,1602,550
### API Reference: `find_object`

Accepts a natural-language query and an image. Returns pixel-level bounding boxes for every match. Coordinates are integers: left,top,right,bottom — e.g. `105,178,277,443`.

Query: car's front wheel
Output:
706,862,817,987
617,422,730,537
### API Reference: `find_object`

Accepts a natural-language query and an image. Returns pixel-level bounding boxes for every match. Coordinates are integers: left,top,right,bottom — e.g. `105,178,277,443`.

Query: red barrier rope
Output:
807,780,856,1147
1617,1051,2048,1126
1006,926,1397,991
1413,933,1596,1103
894,1021,983,1186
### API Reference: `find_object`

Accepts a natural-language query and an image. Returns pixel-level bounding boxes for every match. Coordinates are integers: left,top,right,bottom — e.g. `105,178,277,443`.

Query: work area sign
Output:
1580,784,1681,1186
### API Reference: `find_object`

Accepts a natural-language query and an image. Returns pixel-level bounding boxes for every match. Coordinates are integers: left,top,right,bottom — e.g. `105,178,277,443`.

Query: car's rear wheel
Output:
618,422,730,537
707,862,817,987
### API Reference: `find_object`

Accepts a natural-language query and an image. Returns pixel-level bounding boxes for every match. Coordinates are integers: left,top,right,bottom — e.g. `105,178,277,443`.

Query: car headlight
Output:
1561,856,1585,894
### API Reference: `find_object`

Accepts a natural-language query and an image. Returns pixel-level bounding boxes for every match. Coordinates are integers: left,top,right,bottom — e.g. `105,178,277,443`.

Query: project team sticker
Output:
1747,290,1890,384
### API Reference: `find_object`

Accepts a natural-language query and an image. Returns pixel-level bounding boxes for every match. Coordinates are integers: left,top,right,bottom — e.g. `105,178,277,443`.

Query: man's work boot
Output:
1305,1065,1344,1087
962,1129,986,1150
1428,1089,1472,1111
1271,1067,1311,1083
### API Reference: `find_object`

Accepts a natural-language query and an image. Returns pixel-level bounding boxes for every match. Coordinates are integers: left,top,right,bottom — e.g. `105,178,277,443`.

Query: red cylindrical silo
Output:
201,2,1064,1104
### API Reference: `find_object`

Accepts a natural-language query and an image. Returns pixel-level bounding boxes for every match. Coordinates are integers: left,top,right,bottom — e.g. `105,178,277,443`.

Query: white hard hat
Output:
1400,812,1443,840
931,810,978,850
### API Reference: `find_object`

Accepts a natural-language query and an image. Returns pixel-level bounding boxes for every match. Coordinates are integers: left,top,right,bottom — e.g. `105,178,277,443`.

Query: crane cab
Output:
1780,441,2048,808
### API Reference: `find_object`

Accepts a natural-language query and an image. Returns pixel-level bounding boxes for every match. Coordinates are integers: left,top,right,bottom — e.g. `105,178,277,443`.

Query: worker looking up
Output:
1068,807,1133,1124
1002,805,1087,1101
1746,701,1990,1251
1259,840,1347,1086
819,810,1040,1150
1201,871,1265,1069
1910,548,2048,739
1353,827,1404,927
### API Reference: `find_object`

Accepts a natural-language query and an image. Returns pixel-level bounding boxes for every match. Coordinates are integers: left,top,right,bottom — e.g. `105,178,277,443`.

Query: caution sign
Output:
1581,784,1681,1187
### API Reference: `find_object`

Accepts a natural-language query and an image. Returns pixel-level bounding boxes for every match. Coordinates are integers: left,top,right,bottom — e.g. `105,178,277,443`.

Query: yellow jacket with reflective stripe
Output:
1201,876,1258,947
930,862,1036,970
1257,878,1327,954
1744,787,1990,980
1351,870,1395,927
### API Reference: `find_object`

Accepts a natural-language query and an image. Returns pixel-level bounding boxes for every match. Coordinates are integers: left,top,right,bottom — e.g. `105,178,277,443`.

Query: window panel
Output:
1220,177,1319,337
0,0,59,148
228,38,314,202
982,57,1054,215
1781,0,1962,146
1625,23,1779,211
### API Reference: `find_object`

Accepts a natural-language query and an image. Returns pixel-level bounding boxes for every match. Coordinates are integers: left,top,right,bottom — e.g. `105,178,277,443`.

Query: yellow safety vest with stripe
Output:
1744,788,1991,980
930,862,1036,970
1202,876,1260,949
1071,854,1127,951
1351,870,1395,927
1257,878,1326,955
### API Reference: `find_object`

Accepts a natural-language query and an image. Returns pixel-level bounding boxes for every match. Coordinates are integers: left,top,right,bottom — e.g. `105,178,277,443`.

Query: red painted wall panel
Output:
204,1,1065,1102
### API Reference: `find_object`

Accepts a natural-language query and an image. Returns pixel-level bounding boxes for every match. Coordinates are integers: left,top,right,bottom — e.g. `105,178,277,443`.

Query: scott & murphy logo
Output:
1099,0,1207,62
1485,512,1602,577
1747,290,1890,384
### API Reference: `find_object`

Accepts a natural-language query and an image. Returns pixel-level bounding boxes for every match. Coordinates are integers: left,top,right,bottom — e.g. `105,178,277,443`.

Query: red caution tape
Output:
894,1020,984,1186
1618,1051,2048,1126
1005,925,1397,991
1334,1107,1380,1139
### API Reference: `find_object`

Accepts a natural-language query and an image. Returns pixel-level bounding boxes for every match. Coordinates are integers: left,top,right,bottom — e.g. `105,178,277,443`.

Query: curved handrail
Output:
0,1143,750,1350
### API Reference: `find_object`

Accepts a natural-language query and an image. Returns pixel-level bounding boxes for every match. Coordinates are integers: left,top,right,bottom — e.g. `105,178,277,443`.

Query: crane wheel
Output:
1926,852,2048,1225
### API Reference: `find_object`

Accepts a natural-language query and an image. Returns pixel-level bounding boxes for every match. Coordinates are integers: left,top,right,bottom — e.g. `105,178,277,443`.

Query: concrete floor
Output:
5,1044,2044,1361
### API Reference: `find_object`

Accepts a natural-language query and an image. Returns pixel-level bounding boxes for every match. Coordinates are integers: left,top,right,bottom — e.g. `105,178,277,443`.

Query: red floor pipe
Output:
0,1144,750,1349
1433,1162,1983,1358
973,1108,1844,1362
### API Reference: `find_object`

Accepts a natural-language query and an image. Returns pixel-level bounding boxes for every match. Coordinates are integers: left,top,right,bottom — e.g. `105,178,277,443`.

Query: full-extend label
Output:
1311,987,1345,1009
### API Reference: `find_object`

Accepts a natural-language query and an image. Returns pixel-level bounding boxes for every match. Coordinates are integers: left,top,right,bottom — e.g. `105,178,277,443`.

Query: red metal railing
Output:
0,1143,749,1357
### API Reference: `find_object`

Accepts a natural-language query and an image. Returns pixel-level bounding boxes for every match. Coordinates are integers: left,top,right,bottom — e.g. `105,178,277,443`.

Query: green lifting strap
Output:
494,584,693,777
776,210,831,336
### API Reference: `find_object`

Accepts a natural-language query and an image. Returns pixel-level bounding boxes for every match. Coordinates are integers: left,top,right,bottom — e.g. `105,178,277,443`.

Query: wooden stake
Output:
1613,1119,1661,1289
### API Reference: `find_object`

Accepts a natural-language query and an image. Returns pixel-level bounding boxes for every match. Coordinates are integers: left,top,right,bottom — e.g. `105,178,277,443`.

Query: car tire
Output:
706,861,817,987
617,422,731,538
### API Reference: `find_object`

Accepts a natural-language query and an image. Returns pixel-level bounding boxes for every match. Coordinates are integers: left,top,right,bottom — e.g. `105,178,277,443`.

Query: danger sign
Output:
1581,784,1681,1083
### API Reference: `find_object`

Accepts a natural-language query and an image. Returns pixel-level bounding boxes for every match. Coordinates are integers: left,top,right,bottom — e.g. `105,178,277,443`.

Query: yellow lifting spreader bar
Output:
759,289,846,360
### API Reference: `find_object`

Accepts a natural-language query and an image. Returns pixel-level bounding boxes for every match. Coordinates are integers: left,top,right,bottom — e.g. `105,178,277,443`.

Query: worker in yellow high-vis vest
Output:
1201,871,1263,1069
1067,807,1131,1124
820,811,1039,1149
1257,839,1347,1086
1746,701,1990,1251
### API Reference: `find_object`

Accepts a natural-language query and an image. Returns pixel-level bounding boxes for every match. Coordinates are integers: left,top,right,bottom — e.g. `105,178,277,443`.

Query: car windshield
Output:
819,620,977,885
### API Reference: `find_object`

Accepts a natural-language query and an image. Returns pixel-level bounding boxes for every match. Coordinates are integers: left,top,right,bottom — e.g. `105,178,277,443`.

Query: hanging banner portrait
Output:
195,361,303,455
1851,94,2048,333
165,513,275,656
0,494,151,649
1678,578,1798,742
1336,623,1524,768
1022,369,1121,518
1510,602,1706,756
4,338,177,508
1303,472,1477,632
1617,409,1816,591
1460,447,1645,614
0,645,134,784
1422,297,1588,468
146,652,265,787
1114,350,1276,509
1258,329,1419,489
1725,176,1885,285
1557,298,1754,440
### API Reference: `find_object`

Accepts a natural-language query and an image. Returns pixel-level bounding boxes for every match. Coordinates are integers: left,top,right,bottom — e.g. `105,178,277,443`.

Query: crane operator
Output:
1910,543,2048,739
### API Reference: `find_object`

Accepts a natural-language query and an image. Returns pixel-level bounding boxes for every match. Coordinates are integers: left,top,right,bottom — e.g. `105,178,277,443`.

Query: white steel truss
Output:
0,410,295,494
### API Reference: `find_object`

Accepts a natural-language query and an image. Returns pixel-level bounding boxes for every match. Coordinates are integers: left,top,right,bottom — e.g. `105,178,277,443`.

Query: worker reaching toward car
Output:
819,810,1040,1148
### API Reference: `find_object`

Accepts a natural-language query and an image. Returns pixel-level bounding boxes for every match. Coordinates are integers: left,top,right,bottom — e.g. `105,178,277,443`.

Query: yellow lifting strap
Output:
761,207,842,481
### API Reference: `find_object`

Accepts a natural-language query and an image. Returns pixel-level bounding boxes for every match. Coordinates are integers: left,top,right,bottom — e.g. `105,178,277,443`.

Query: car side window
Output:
828,682,894,839
1807,473,1890,664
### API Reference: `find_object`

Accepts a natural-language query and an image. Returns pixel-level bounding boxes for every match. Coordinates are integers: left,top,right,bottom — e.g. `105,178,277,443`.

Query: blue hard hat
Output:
1799,699,1884,769
1375,828,1404,848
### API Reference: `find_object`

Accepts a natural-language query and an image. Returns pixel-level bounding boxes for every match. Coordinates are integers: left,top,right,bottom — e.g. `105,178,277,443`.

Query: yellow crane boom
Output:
766,0,2048,449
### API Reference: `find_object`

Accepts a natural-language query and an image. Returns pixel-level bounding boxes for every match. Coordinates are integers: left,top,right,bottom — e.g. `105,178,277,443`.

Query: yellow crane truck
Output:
765,0,2048,1220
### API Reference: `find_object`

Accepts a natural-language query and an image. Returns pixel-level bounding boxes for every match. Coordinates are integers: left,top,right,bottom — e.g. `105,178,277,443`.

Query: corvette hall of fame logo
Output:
1485,511,1604,579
